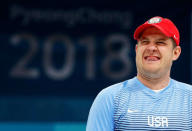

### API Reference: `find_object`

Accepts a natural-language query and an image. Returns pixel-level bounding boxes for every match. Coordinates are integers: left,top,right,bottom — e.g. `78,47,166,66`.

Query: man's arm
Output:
86,88,115,131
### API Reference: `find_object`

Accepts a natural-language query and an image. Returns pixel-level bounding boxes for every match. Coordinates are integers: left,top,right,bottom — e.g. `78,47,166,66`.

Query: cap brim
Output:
134,24,171,40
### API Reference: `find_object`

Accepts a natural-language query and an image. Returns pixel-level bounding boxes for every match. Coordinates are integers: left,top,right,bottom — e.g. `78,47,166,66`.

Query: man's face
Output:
135,27,181,79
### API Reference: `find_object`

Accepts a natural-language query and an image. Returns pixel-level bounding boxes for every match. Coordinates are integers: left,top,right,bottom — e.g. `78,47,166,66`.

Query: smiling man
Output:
135,26,181,90
86,16,192,130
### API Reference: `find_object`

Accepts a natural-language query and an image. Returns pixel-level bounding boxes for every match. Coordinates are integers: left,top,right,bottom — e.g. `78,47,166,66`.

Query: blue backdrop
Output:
0,0,191,130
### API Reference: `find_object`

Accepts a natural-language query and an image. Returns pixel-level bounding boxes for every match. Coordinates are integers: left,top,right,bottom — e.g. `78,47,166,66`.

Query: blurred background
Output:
1,0,192,130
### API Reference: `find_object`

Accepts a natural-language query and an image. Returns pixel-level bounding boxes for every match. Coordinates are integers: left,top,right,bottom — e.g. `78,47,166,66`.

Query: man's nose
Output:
146,42,157,52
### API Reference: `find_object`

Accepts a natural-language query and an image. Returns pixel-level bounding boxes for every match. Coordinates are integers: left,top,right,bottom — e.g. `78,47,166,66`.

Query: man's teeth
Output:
146,56,159,61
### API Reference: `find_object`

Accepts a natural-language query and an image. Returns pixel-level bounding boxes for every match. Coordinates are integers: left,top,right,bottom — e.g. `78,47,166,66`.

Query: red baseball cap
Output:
134,16,180,46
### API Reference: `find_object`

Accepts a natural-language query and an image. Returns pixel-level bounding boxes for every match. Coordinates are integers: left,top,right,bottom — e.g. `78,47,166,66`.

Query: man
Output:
86,16,192,130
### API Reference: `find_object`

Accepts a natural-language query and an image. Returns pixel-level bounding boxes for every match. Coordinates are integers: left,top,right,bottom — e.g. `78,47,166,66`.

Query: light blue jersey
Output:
86,77,192,131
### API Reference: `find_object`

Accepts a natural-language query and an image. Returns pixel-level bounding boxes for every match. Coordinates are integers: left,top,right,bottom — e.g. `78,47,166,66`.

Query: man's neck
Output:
137,74,170,90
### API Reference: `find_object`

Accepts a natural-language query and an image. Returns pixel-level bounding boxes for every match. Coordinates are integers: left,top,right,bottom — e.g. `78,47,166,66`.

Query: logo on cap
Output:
174,35,177,40
148,17,162,24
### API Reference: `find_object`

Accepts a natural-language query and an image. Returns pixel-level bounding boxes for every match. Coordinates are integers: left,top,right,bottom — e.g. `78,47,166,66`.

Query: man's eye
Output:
156,41,165,45
141,40,148,44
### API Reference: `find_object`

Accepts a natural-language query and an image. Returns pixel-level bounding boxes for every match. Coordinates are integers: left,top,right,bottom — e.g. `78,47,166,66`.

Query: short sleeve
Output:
86,88,115,131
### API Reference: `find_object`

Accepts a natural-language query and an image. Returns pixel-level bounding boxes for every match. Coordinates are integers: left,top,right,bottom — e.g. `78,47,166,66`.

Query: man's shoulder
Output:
100,81,125,96
172,79,192,92
99,77,136,97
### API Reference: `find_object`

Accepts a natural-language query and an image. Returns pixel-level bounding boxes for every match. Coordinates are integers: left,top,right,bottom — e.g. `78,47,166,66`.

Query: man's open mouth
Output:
144,56,160,61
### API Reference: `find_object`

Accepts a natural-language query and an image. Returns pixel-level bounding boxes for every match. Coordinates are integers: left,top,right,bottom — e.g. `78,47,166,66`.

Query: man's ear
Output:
135,44,138,52
172,46,181,61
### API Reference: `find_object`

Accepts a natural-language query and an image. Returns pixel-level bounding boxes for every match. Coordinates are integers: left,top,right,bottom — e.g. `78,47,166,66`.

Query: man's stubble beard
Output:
136,58,173,80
